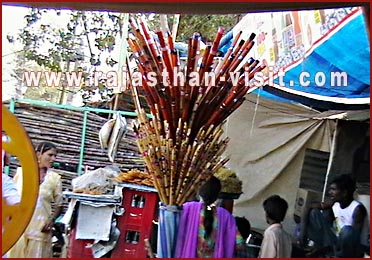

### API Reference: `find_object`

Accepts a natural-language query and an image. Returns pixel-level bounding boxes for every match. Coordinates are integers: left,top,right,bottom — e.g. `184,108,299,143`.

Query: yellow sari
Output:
8,168,63,258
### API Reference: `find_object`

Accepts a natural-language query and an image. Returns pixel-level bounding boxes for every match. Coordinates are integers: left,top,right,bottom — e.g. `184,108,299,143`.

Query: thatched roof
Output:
86,90,150,115
4,100,146,175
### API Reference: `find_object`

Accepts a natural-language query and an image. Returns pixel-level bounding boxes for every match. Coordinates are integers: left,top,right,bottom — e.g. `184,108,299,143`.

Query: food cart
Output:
63,169,158,258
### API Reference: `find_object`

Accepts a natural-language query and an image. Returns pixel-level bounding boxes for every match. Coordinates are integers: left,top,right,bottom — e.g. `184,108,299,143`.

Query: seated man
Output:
306,174,369,257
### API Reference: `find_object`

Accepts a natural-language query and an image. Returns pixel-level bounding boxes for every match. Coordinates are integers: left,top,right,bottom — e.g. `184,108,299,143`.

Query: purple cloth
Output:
175,201,237,258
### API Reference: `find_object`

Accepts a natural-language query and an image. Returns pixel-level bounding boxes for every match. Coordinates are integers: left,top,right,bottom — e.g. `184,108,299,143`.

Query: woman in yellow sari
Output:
8,142,63,258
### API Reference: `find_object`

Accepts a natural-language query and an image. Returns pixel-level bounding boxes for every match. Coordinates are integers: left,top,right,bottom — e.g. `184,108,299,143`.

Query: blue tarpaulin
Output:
218,7,370,110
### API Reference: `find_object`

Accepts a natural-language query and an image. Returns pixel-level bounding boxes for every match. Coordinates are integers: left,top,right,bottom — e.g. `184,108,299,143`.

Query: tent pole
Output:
321,119,338,202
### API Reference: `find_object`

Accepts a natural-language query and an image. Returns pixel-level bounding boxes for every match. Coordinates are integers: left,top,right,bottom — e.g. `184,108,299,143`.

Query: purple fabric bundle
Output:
175,201,237,258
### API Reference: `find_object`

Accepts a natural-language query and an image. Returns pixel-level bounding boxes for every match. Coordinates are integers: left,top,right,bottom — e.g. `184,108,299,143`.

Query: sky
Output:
2,5,88,101
2,5,29,55
2,5,29,100
1,4,124,101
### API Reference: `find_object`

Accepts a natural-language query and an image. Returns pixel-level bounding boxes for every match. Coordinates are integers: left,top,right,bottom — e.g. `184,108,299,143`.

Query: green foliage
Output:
13,8,125,73
12,9,240,73
7,9,241,103
11,51,61,102
130,13,240,43
177,14,240,42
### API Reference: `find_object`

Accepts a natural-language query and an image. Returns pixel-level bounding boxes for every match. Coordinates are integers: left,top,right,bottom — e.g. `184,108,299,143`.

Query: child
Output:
234,216,258,258
259,195,292,258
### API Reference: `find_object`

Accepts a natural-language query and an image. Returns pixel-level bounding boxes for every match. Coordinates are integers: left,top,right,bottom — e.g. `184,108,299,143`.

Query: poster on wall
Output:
226,6,369,104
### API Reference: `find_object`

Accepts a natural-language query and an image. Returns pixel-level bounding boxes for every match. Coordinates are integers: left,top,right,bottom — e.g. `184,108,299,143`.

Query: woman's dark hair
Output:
331,174,356,196
36,142,57,154
199,176,221,239
235,216,251,240
263,195,288,223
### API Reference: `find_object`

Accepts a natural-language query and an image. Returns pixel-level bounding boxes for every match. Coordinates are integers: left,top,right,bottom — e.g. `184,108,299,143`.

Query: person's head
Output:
328,174,356,203
2,150,10,168
198,176,222,239
2,134,10,170
235,216,251,240
35,142,57,169
198,176,221,206
263,195,288,224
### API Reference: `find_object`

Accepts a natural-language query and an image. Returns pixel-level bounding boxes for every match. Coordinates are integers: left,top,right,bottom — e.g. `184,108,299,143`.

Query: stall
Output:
63,169,158,258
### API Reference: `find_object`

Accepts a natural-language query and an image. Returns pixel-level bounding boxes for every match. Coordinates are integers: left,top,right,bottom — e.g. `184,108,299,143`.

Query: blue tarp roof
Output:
219,7,370,111
273,13,370,99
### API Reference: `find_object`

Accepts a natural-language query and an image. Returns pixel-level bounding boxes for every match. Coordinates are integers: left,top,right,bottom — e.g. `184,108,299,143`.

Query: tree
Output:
7,8,125,103
129,13,239,43
16,8,124,71
176,14,240,43
7,8,240,103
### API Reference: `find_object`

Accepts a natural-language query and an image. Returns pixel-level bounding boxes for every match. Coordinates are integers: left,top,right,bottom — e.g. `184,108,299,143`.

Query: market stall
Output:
62,168,159,258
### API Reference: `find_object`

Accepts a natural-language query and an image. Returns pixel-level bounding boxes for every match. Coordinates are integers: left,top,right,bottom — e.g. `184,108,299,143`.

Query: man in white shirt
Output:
2,134,21,206
2,172,21,205
2,148,21,258
329,174,369,257
307,174,369,257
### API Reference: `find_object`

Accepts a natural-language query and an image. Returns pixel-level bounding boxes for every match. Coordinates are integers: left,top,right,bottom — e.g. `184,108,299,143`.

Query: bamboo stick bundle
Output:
167,31,178,69
214,30,243,76
224,33,256,75
125,17,263,205
197,36,256,115
178,156,229,205
174,139,194,198
195,61,263,131
177,142,205,197
129,19,159,76
139,16,163,72
156,28,174,84
174,125,226,203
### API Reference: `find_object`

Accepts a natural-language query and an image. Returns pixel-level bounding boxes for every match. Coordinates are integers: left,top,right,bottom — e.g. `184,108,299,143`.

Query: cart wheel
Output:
2,105,39,255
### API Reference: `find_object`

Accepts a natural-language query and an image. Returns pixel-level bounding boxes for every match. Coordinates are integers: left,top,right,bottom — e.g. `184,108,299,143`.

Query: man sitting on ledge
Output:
306,174,369,257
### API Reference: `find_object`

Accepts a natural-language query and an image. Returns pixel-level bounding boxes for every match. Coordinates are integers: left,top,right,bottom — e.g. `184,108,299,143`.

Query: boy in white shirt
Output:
259,195,292,258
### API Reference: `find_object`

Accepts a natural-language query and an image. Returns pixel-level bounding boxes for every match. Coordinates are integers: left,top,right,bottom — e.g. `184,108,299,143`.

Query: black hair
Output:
330,174,356,196
198,176,221,239
235,216,251,240
263,195,288,223
36,142,57,154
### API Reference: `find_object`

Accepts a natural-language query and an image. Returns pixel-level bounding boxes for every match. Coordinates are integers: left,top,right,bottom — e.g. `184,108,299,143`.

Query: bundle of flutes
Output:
127,16,264,205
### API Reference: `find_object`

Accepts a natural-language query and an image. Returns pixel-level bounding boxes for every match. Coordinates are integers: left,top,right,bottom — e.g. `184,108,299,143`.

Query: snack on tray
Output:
214,167,242,194
72,188,104,195
116,169,154,187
